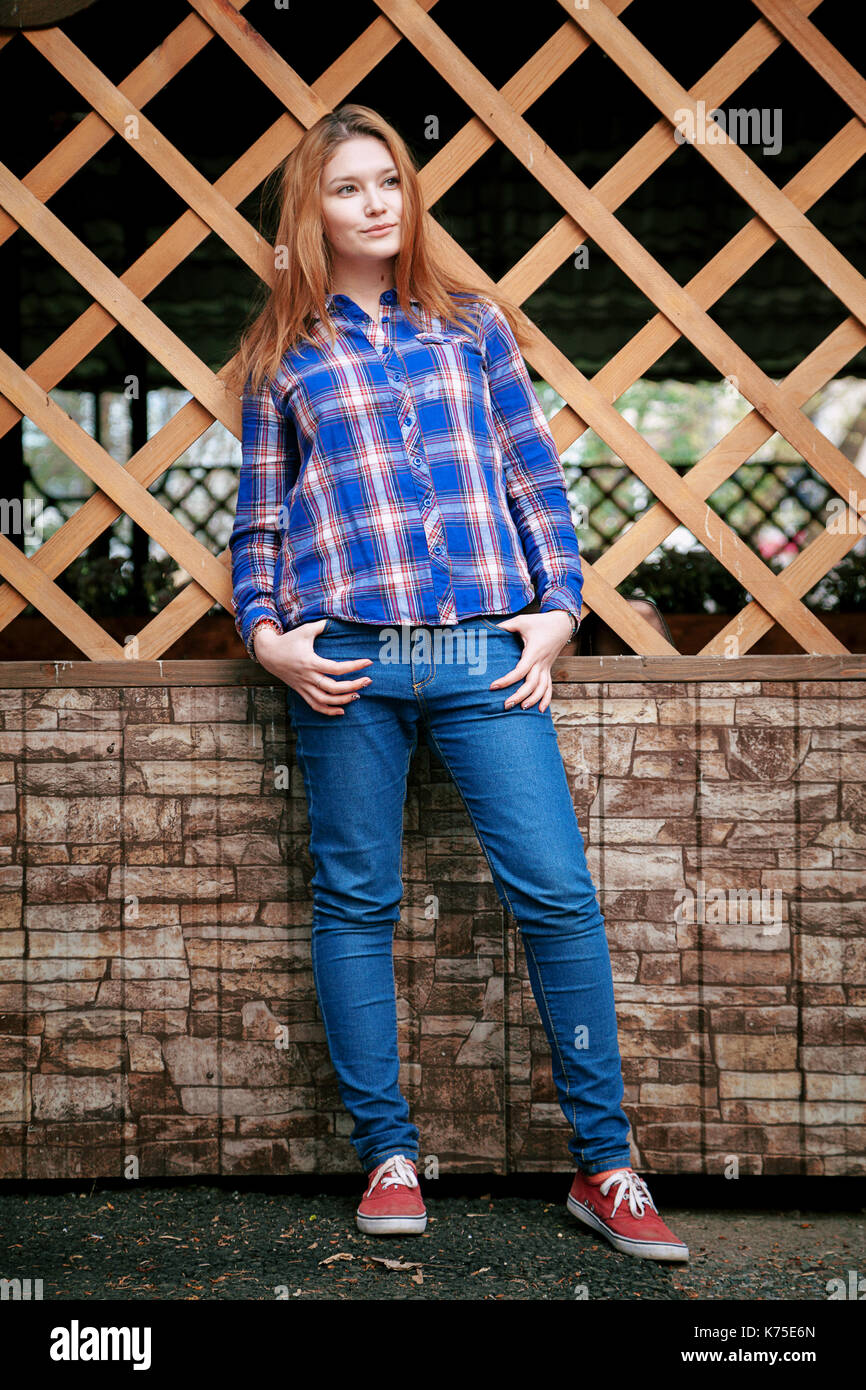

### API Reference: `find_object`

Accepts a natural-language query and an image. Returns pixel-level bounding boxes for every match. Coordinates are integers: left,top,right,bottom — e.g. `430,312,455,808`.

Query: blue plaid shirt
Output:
229,289,583,659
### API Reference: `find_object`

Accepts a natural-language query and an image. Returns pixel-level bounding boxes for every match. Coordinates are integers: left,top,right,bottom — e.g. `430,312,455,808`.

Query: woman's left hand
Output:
488,610,576,714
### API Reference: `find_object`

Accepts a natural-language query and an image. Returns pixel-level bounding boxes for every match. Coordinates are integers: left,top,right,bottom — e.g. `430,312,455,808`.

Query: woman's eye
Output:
336,177,400,194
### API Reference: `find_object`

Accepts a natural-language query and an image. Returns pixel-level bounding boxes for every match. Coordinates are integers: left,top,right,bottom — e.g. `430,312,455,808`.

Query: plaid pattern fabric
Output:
229,289,583,659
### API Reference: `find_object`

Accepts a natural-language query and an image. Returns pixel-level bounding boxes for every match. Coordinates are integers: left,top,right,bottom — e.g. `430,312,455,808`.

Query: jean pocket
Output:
317,616,358,637
478,617,523,635
315,616,366,640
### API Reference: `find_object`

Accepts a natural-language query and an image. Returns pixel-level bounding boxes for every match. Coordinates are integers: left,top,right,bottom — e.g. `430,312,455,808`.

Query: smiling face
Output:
319,134,403,273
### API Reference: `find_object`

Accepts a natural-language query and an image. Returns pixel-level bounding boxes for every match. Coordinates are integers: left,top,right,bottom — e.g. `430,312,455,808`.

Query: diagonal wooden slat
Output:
543,119,866,455
418,219,852,654
519,307,849,653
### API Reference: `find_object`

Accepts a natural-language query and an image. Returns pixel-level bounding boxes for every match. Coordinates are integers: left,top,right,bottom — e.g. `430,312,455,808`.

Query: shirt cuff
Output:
539,591,582,627
244,614,284,662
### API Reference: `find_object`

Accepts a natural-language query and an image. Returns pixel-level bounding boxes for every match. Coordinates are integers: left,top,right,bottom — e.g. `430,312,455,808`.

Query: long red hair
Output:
225,104,532,395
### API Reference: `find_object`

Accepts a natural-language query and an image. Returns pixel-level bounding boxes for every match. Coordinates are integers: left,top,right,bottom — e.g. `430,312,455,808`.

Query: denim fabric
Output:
286,615,633,1176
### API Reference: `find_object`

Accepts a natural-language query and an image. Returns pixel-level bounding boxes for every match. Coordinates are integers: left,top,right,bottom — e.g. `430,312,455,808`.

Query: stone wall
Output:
0,663,864,1179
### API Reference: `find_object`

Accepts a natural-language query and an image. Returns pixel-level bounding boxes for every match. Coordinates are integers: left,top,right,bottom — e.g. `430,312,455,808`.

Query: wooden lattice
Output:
1,0,865,659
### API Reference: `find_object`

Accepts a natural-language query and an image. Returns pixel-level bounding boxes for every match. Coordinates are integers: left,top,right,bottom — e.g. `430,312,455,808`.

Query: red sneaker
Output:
356,1154,427,1235
567,1167,689,1262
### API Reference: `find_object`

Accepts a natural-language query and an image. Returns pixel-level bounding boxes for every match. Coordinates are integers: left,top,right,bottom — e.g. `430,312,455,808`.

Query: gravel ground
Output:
1,1176,864,1302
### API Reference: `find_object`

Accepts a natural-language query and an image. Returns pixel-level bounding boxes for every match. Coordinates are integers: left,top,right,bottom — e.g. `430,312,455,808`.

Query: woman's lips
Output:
362,224,396,236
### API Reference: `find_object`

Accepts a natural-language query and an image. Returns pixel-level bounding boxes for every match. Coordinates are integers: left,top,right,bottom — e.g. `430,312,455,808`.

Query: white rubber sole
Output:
566,1193,689,1262
356,1210,428,1235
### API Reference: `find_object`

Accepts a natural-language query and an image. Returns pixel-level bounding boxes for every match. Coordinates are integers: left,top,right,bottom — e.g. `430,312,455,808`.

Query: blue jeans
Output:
286,615,633,1177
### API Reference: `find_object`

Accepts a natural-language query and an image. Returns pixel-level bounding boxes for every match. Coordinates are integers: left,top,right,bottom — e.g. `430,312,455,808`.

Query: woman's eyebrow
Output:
325,167,398,188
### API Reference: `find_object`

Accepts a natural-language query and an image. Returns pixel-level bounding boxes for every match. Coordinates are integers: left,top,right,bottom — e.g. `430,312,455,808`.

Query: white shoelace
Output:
597,1168,658,1218
368,1154,419,1193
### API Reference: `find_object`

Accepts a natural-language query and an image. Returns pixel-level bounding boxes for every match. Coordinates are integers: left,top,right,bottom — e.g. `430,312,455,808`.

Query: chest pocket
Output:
414,330,489,375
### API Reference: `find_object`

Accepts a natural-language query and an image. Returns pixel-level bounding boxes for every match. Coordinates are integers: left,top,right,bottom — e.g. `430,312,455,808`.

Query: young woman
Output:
228,105,688,1263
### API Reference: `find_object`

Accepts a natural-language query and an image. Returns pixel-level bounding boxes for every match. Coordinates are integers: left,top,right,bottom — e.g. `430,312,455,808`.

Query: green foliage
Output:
588,544,866,613
805,549,866,612
613,548,751,614
56,554,178,616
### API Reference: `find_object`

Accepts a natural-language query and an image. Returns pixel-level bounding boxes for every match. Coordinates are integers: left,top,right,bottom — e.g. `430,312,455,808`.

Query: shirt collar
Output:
312,290,420,323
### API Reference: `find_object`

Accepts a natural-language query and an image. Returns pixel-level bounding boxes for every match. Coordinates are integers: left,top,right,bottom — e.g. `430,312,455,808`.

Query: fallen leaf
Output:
367,1256,423,1272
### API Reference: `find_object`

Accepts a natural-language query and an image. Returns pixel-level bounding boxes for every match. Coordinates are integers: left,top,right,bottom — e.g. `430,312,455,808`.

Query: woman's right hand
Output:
253,619,373,715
